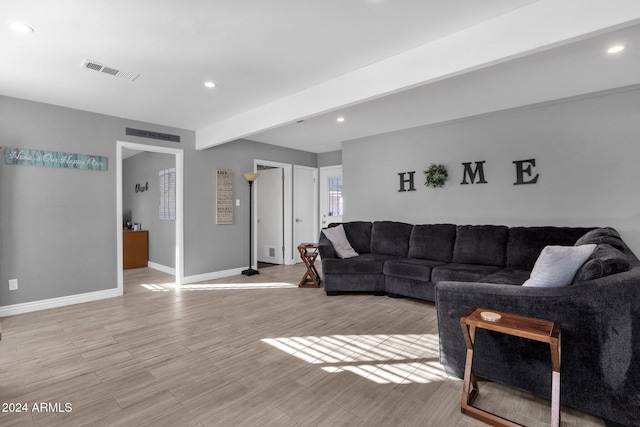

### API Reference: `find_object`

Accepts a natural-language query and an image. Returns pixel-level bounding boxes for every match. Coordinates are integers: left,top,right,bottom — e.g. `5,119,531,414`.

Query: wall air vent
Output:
81,59,140,82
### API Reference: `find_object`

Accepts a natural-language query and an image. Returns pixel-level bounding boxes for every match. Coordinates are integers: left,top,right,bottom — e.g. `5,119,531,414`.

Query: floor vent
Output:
81,59,140,82
263,246,277,258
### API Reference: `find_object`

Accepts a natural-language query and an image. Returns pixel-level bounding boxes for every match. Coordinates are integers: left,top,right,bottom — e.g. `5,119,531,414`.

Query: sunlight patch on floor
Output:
262,333,446,384
140,282,298,291
181,282,298,290
141,283,175,291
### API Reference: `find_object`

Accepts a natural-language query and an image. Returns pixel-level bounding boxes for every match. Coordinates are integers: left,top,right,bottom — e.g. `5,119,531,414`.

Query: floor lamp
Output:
242,172,260,276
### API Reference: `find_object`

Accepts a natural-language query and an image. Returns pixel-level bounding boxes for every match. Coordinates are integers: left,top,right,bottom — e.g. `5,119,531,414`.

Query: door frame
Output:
117,141,184,294
254,159,293,266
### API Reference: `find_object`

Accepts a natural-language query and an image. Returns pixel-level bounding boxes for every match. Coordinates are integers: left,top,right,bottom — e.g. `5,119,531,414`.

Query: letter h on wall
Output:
398,171,416,192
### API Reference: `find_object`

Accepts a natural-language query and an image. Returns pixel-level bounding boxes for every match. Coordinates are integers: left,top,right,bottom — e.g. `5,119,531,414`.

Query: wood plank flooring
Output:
0,264,605,426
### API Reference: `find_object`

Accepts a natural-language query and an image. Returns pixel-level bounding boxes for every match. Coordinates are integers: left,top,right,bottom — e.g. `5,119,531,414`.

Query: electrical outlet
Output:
9,279,18,291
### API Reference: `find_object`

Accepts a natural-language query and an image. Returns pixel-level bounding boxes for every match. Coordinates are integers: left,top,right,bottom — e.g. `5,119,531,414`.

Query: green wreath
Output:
424,164,448,188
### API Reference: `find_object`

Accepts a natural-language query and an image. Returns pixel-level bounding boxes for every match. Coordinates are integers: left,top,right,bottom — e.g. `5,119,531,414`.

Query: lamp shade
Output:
242,172,259,182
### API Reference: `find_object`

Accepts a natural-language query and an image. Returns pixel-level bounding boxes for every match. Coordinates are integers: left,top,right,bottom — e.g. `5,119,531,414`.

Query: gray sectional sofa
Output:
318,221,640,427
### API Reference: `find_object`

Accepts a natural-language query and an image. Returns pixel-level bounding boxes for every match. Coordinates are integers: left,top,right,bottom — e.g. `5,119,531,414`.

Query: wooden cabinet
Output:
123,230,148,269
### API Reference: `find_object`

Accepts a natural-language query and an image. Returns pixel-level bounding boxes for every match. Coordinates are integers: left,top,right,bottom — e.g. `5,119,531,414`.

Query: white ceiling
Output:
3,1,640,154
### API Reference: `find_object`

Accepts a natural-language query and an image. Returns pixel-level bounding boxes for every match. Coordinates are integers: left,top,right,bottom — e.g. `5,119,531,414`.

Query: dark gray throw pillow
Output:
573,244,631,283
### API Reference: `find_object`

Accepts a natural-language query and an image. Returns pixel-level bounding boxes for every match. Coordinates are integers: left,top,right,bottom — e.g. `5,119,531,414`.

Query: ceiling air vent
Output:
81,59,140,82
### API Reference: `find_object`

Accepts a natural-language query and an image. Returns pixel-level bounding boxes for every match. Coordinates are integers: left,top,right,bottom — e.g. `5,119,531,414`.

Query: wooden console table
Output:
460,308,561,427
297,243,321,288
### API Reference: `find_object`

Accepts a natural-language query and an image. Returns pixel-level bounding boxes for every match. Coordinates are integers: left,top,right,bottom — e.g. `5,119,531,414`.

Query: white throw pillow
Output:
523,244,596,287
322,225,359,259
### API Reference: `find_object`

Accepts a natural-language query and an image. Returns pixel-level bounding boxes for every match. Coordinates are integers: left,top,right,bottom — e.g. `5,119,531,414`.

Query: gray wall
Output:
184,139,317,275
343,86,640,254
318,150,342,167
0,95,320,307
0,95,195,306
123,151,176,268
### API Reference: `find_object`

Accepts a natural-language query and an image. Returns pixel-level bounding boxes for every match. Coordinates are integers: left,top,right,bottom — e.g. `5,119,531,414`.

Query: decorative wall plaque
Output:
216,170,234,224
5,147,108,171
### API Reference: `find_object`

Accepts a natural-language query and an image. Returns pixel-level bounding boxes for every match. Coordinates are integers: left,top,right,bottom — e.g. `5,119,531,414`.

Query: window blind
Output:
159,168,176,220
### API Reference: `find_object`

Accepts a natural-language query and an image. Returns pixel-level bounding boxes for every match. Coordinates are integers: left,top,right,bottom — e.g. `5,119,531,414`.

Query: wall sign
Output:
398,158,538,191
216,170,234,225
5,147,108,171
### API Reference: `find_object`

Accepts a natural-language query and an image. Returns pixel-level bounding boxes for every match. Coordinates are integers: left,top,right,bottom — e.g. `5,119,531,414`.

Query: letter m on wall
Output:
460,161,487,184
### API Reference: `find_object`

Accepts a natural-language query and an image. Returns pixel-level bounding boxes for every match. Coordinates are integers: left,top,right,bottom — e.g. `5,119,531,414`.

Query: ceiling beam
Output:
196,0,640,150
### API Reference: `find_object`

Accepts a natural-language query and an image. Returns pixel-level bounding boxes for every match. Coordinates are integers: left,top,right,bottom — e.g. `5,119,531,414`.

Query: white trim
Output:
182,267,247,285
147,262,176,275
117,141,184,293
254,160,294,266
0,289,120,317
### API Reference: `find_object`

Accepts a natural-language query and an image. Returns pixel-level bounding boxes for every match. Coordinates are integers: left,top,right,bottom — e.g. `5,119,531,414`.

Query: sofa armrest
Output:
318,231,337,259
436,270,640,425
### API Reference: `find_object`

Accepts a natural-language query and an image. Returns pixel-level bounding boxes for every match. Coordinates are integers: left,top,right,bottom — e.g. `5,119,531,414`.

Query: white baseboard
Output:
182,267,247,285
0,288,120,317
148,261,176,275
0,265,268,317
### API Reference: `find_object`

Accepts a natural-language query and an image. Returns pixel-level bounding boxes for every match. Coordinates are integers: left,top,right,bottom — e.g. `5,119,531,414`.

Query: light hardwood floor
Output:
0,264,605,426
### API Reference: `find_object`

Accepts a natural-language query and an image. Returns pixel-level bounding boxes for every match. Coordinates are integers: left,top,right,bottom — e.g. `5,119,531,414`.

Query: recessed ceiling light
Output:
607,44,626,54
7,21,34,33
204,81,216,88
337,117,345,123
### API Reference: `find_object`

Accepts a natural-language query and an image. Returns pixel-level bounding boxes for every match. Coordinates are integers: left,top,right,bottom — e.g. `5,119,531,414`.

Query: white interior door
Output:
257,167,284,264
319,165,343,230
294,166,318,255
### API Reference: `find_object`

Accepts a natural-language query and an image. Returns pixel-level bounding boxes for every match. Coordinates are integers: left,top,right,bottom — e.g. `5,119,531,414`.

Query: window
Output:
328,176,343,217
159,168,176,220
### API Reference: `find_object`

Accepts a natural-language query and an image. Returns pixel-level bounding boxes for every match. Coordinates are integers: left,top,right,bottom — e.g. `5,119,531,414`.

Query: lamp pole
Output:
242,172,259,276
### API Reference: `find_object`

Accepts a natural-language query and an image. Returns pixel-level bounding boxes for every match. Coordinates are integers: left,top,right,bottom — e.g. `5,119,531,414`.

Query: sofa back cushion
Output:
408,224,457,262
370,221,413,257
329,222,373,254
574,227,625,251
452,225,509,267
507,226,594,270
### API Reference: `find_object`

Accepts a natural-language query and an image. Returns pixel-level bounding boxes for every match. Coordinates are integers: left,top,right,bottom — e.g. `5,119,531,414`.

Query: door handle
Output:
296,219,302,222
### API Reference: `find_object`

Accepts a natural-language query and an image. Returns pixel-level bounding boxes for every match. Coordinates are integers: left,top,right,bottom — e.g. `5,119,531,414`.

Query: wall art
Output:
216,170,234,225
5,147,108,171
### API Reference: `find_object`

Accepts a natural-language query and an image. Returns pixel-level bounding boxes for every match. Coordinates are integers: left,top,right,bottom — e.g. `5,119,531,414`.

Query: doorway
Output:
257,165,285,265
319,165,343,231
116,141,184,295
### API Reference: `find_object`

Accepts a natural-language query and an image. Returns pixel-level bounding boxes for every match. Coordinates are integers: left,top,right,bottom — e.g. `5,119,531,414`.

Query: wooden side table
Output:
460,308,561,427
297,243,321,288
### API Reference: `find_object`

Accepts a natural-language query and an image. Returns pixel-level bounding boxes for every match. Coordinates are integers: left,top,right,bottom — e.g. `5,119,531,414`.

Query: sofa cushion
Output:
575,227,625,251
573,244,631,283
431,263,501,283
522,244,596,287
322,225,359,258
507,226,594,270
480,267,531,285
322,253,397,275
328,221,372,254
370,221,414,257
452,225,509,267
407,224,457,262
383,259,446,281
